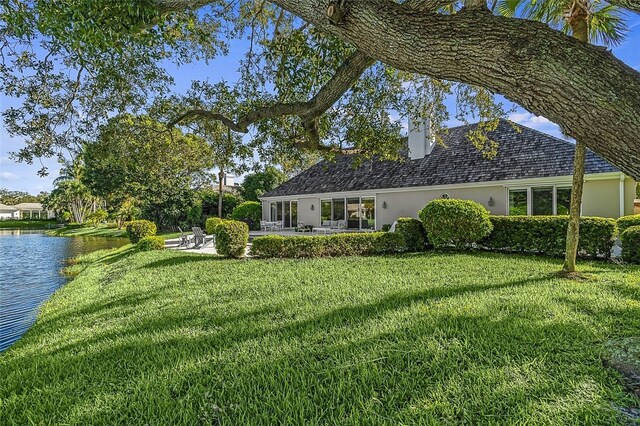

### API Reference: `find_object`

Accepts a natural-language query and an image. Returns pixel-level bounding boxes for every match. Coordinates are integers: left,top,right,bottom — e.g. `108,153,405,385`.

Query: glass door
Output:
284,202,291,227
291,201,298,227
347,198,360,229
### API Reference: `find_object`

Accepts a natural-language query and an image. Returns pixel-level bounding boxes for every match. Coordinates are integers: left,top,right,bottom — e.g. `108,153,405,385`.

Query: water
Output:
0,230,127,352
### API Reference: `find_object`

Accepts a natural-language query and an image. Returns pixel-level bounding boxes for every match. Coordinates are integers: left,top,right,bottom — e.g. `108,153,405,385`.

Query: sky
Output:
1,12,639,194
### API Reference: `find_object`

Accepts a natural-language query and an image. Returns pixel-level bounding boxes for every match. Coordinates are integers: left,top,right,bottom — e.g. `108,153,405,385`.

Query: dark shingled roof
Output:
263,120,618,197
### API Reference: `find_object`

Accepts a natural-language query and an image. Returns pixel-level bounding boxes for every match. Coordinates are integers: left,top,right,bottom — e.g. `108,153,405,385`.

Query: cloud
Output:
507,111,567,139
0,171,20,181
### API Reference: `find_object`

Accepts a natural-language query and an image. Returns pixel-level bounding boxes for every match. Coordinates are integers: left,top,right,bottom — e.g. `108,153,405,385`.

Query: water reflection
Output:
0,230,127,352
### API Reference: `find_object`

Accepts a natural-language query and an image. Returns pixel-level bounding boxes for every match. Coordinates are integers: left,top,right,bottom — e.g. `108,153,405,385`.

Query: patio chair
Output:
177,226,194,247
191,227,214,248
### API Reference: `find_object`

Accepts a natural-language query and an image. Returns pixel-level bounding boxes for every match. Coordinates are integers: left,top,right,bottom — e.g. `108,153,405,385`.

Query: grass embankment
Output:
1,249,639,424
0,219,59,229
47,225,180,240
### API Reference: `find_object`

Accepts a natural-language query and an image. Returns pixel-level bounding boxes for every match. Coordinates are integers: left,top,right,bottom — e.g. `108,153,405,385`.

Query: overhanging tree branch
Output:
168,50,375,149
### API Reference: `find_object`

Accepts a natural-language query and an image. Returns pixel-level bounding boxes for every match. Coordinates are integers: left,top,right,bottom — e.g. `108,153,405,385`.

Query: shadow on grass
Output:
143,253,222,269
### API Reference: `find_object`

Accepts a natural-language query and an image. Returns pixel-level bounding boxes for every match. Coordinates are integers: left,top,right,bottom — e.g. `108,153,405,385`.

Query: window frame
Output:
506,185,577,216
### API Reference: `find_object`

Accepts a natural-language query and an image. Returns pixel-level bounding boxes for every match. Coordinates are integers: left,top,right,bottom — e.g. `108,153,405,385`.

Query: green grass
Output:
1,249,639,424
0,219,59,229
47,225,180,240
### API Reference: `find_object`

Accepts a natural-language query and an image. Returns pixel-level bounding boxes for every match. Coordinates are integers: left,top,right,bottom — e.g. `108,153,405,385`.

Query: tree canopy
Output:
240,166,288,201
1,0,639,179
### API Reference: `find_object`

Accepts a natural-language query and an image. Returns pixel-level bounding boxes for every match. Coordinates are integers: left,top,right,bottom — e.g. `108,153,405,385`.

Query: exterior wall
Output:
582,178,621,218
261,201,270,221
375,186,506,228
297,197,320,227
0,211,18,220
624,178,637,216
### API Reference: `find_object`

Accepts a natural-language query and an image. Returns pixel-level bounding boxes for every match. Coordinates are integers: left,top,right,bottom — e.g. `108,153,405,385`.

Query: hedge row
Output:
482,216,616,258
251,232,406,258
618,214,640,234
395,217,427,252
621,226,640,264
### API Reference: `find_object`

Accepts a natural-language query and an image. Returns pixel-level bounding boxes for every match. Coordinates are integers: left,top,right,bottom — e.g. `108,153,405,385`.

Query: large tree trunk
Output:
562,0,589,273
563,140,586,272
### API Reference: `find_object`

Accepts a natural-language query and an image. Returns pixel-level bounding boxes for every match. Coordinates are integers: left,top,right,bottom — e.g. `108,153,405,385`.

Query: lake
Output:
0,230,127,352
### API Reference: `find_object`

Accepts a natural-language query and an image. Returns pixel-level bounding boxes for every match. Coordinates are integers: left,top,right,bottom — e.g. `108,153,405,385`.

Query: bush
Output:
618,215,640,234
137,236,165,251
205,217,223,234
621,225,640,264
419,199,492,249
125,220,157,243
86,209,108,227
230,201,262,230
483,216,616,258
251,232,406,258
214,220,249,258
395,217,427,252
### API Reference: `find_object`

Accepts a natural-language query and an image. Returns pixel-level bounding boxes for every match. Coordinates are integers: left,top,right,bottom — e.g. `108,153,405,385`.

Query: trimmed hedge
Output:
618,215,640,234
621,225,640,264
137,236,165,251
251,232,407,258
125,220,157,243
395,217,427,252
214,220,249,258
419,199,492,249
205,217,223,234
230,201,262,230
483,216,616,258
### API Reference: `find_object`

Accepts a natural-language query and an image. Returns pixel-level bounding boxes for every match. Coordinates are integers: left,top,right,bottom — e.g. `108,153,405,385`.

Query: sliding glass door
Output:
270,201,298,227
320,196,376,230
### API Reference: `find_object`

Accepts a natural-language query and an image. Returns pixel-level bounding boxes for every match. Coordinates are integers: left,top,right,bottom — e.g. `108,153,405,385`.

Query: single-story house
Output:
260,119,637,231
0,202,54,220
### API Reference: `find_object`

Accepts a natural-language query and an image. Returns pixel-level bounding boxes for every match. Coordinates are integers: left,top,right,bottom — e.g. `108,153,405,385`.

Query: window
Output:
532,187,553,215
321,200,331,223
347,198,360,229
332,198,345,221
509,186,575,216
284,202,291,227
556,187,572,215
361,197,375,229
270,202,277,221
509,189,527,216
291,201,298,226
276,202,283,221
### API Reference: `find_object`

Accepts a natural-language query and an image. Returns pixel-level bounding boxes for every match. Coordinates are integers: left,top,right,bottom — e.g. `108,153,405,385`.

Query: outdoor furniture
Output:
177,226,194,247
313,227,332,234
260,220,284,231
191,227,214,248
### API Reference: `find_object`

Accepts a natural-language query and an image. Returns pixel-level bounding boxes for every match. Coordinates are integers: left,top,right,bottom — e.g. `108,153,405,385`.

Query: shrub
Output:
250,232,406,258
419,199,492,249
617,215,640,234
483,216,616,258
230,201,262,230
137,236,165,251
381,224,392,232
86,209,108,227
125,220,157,243
214,220,249,258
205,217,223,234
621,225,640,264
395,217,427,252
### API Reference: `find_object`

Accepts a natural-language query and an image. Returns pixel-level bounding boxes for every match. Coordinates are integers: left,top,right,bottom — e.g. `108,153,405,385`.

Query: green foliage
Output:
136,236,165,252
0,188,46,204
381,224,392,232
199,189,241,220
112,198,140,229
230,201,262,230
617,214,640,234
621,225,640,264
85,209,108,227
240,167,288,201
126,220,157,244
483,216,617,258
205,217,223,235
82,114,213,229
419,199,492,249
214,220,249,258
251,232,407,258
395,217,427,252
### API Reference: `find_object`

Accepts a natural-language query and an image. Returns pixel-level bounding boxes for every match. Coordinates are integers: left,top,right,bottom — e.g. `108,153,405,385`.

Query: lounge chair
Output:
177,226,194,247
191,227,214,248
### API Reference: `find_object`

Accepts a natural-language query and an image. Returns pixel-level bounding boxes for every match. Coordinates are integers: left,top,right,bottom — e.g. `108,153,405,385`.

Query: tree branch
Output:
169,50,374,149
605,0,640,13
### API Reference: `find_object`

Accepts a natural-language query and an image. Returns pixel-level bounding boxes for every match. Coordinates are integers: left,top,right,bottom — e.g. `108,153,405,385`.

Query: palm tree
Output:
498,0,627,273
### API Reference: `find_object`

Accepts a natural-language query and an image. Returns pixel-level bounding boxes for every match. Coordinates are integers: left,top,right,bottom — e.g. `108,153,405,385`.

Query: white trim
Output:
259,172,625,201
619,175,625,217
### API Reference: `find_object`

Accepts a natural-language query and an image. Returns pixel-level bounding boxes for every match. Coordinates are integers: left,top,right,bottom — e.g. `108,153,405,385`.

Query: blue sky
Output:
1,14,639,194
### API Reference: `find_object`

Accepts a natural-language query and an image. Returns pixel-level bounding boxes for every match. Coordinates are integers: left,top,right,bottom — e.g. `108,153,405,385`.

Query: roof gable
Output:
264,120,618,197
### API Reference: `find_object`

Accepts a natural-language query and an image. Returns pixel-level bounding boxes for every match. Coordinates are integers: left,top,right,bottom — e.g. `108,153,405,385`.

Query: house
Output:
0,202,54,220
260,120,637,230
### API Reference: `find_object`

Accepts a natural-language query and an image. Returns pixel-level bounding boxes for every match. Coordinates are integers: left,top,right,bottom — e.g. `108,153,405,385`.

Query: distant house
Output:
260,120,637,230
0,202,54,220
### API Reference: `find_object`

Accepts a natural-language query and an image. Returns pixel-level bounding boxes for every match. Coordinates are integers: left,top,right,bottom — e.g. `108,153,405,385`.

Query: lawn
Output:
46,225,181,240
1,248,639,424
0,219,59,229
